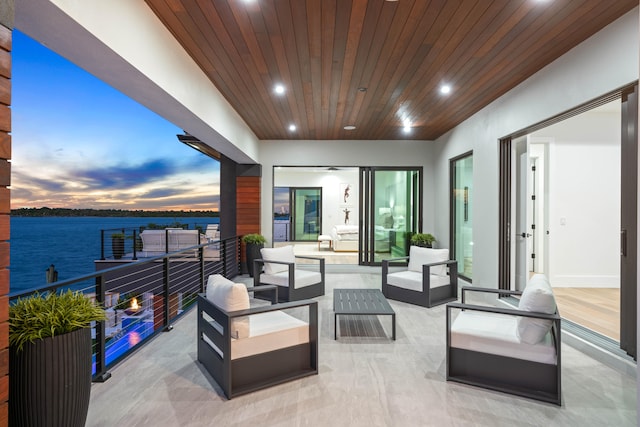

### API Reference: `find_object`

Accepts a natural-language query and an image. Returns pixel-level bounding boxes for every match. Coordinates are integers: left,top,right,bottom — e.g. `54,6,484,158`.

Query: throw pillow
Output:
205,274,250,339
261,245,296,275
516,274,557,344
407,246,449,276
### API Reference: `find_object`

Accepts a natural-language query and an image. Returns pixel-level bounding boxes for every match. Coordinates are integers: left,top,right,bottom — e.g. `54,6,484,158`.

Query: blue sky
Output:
10,30,220,211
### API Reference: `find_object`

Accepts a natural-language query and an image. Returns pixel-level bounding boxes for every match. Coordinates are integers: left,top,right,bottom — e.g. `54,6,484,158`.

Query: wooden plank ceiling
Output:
145,0,637,141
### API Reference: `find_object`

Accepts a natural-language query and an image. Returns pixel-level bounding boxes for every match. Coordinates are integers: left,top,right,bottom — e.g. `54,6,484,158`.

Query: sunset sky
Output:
10,30,220,211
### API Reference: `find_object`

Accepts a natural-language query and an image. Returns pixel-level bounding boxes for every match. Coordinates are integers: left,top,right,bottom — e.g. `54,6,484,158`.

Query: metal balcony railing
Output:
9,236,242,382
100,221,214,260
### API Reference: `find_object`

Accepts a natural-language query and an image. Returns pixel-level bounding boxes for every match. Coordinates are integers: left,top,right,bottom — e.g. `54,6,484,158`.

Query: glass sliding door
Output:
291,187,322,241
499,86,637,359
273,187,290,242
360,167,422,265
620,84,637,358
450,152,473,281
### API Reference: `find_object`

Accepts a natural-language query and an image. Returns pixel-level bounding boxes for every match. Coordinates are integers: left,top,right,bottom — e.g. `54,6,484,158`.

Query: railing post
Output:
163,257,173,331
165,229,169,253
199,246,205,293
93,273,111,382
100,229,105,260
222,238,227,277
132,229,138,261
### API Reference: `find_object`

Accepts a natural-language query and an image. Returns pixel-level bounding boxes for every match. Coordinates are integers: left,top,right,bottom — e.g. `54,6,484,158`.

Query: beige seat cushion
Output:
230,311,309,360
407,246,449,276
517,274,557,345
386,270,450,291
205,274,250,339
260,270,322,289
451,310,557,365
260,245,296,274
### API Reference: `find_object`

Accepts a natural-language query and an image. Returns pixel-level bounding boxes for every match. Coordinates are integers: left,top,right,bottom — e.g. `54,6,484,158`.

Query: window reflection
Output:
452,153,473,280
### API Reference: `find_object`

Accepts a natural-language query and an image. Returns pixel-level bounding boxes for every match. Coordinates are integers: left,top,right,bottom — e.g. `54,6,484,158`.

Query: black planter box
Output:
246,243,264,277
10,328,92,427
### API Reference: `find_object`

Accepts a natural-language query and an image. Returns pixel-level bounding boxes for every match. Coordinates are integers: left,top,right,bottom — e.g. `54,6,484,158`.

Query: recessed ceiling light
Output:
344,125,356,130
288,124,296,131
274,84,286,95
440,84,451,95
357,87,367,92
403,119,412,133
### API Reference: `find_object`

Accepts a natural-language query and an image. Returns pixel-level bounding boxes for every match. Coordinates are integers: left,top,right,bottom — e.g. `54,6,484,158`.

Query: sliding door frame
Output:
450,150,474,282
498,82,638,358
620,84,638,358
359,167,423,266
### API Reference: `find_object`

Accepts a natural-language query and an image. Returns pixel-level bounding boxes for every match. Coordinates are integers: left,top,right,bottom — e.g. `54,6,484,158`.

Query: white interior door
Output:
528,138,550,275
514,137,529,291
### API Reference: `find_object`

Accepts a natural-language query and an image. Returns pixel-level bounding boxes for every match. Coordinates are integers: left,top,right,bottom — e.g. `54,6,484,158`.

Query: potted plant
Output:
111,232,125,259
410,232,436,248
242,233,267,277
9,290,106,427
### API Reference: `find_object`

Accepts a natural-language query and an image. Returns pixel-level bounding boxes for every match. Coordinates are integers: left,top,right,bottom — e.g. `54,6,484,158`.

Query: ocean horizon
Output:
10,216,219,293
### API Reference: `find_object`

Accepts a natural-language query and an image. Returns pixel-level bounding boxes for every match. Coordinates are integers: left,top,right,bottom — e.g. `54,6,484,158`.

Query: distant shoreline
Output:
11,208,219,218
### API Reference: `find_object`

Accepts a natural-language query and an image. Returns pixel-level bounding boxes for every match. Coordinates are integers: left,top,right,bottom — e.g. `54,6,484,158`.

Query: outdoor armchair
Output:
197,274,318,399
382,246,458,308
253,245,325,302
446,275,561,405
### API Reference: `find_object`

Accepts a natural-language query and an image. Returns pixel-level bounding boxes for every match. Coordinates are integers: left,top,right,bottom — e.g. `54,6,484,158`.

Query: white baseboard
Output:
550,274,619,288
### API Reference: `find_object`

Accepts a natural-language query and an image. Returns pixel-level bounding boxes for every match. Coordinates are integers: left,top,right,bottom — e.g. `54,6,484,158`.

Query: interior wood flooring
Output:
553,288,620,341
85,271,636,427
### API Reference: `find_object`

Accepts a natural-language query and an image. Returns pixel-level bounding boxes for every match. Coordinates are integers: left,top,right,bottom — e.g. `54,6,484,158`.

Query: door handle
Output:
621,229,627,257
520,232,531,238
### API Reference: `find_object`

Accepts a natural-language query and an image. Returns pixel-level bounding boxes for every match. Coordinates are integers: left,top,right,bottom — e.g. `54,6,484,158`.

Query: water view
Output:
10,216,219,293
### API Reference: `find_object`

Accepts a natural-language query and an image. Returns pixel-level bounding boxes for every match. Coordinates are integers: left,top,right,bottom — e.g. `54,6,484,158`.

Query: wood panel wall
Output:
0,21,10,427
236,175,261,268
236,176,261,237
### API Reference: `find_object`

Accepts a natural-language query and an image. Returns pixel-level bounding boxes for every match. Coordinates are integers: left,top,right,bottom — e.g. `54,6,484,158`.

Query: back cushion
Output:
205,274,250,339
261,245,296,275
407,246,449,276
517,274,557,344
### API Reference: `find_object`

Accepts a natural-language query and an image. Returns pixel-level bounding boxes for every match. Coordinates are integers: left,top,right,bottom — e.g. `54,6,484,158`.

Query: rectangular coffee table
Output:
333,288,396,340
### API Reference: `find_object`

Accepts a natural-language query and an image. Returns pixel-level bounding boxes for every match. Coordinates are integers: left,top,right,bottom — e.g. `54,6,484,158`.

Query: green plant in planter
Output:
242,233,267,245
10,290,106,351
111,232,126,259
242,233,267,277
9,290,107,426
410,233,436,248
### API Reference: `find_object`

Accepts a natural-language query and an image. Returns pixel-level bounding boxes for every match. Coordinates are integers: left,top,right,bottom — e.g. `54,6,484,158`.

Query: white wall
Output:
274,168,359,236
531,110,621,287
432,8,639,289
259,140,436,245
